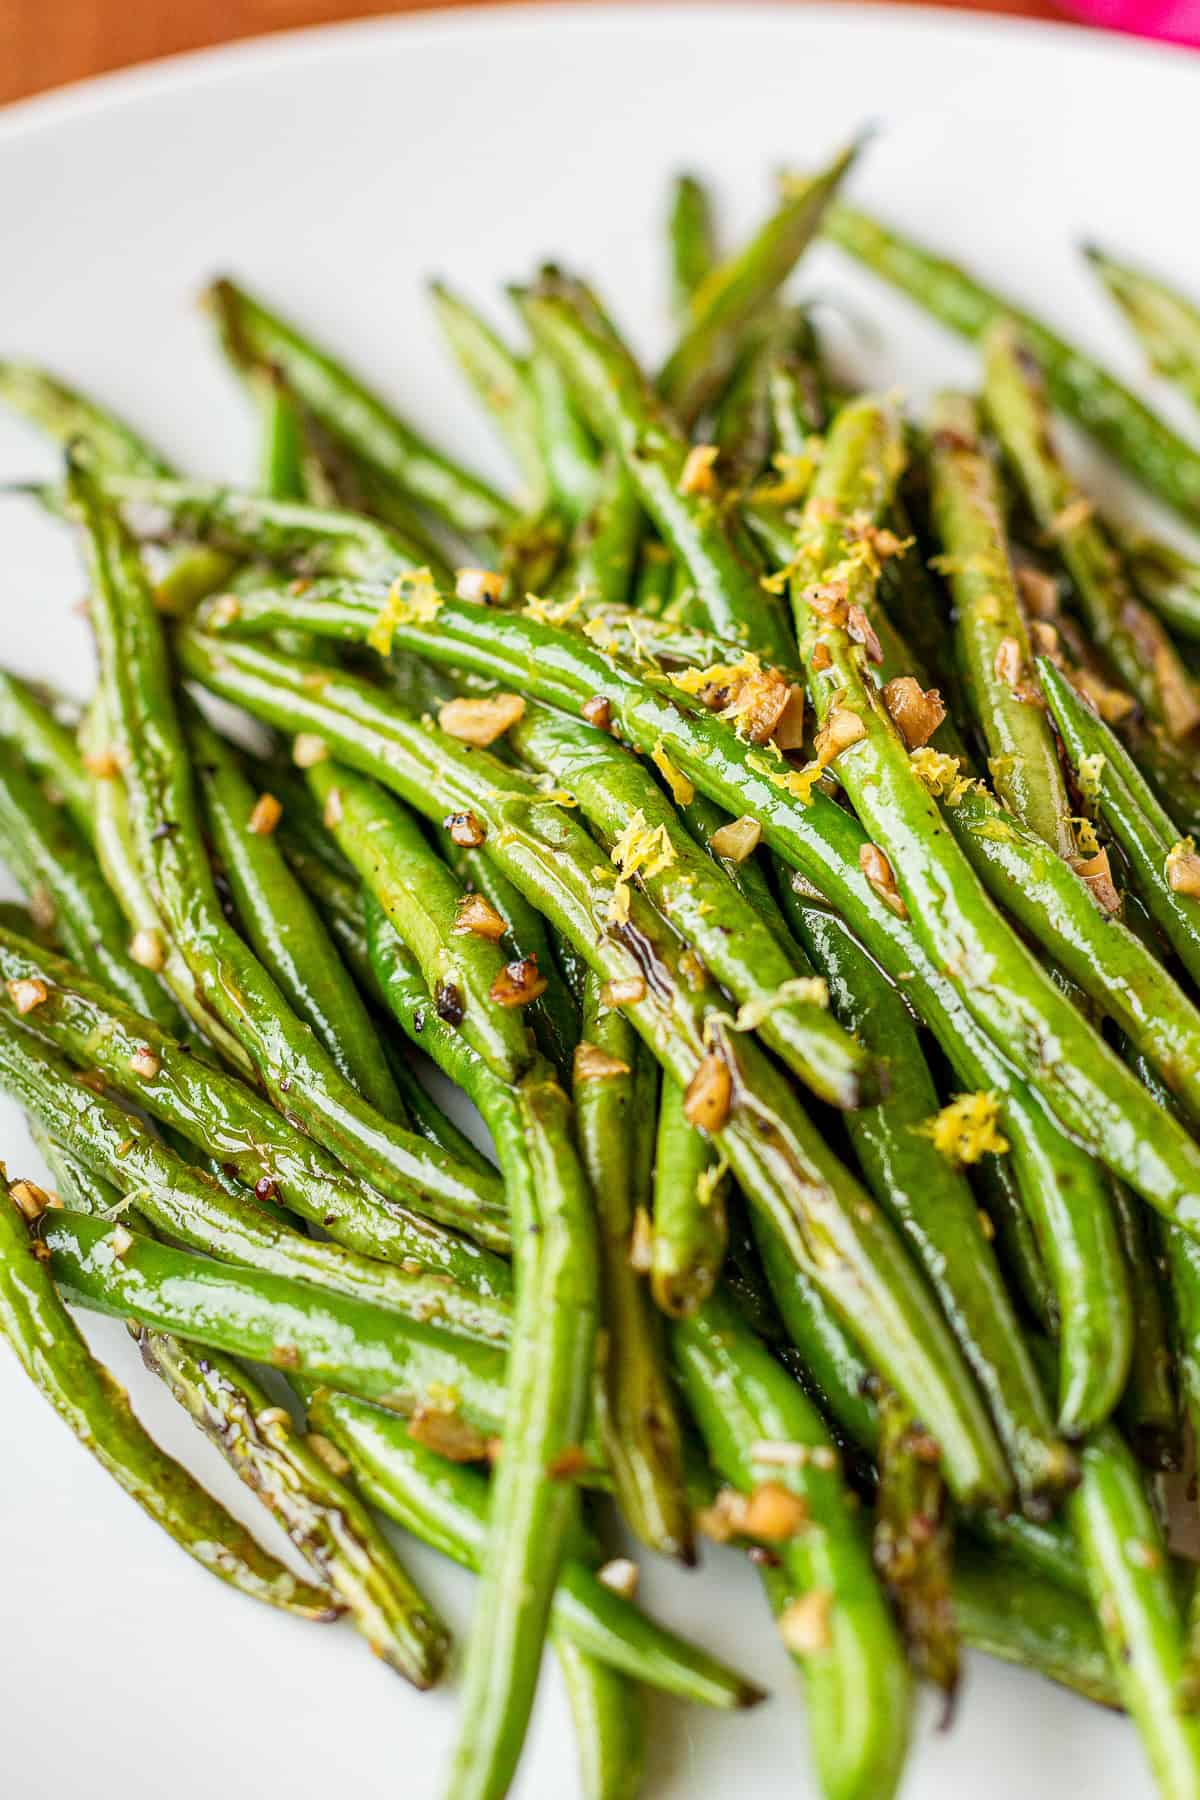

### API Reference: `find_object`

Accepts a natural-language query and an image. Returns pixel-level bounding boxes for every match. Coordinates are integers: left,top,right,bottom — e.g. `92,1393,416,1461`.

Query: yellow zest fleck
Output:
696,1154,728,1210
523,588,584,625
746,750,826,807
582,615,619,655
1073,817,1101,856
678,444,720,497
1046,497,1094,539
909,746,973,804
610,810,676,885
650,738,694,806
368,568,442,656
1078,752,1107,806
918,1091,1010,1165
607,880,632,925
751,445,822,508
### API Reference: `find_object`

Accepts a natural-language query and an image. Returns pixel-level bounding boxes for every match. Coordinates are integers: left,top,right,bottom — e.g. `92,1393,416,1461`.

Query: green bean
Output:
1069,1423,1200,1797
186,707,406,1118
973,1155,1056,1332
1087,243,1200,414
1040,655,1200,990
983,320,1199,739
632,540,674,616
659,144,858,426
0,670,92,836
556,1636,645,1800
307,1387,763,1708
520,277,796,663
527,345,599,528
1109,1178,1181,1471
0,1181,332,1618
0,923,506,1292
873,1388,960,1705
0,745,181,1033
41,1206,513,1431
824,202,1200,524
927,389,1074,856
207,587,1140,1430
650,1074,728,1319
675,1291,911,1800
445,837,579,1084
552,450,642,614
576,971,690,1558
445,1061,599,1800
307,759,534,1085
784,395,1200,1221
429,281,546,508
71,463,508,1247
206,277,516,545
712,311,796,492
950,1544,1120,1709
0,360,170,476
0,1010,510,1341
510,701,878,1111
177,627,1013,1509
1122,530,1200,643
138,1329,448,1684
667,173,718,322
80,693,253,1072
776,881,1069,1510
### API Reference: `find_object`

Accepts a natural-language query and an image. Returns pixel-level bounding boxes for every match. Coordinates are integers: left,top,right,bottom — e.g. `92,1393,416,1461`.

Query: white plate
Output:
2,7,1198,1796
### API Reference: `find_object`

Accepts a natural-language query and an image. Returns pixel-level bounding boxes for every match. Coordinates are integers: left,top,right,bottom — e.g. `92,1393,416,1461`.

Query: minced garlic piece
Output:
7,977,48,1015
437,693,526,748
1166,838,1200,899
708,815,761,863
918,1091,1009,1164
683,1050,732,1132
778,1589,834,1655
247,792,282,836
574,1041,632,1082
455,567,504,604
678,444,720,496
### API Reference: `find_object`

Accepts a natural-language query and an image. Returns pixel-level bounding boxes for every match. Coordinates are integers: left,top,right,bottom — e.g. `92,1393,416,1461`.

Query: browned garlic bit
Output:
846,603,883,665
859,843,907,919
129,1047,161,1081
683,1049,732,1132
697,1481,809,1545
489,955,548,1007
455,567,505,604
882,676,946,750
292,733,329,769
1070,846,1121,915
453,892,508,941
6,977,48,1015
573,1041,632,1082
581,694,613,732
600,974,646,1009
247,792,282,836
778,1589,834,1655
438,693,527,748
597,1558,640,1600
408,1403,494,1463
444,810,487,848
814,706,866,762
129,929,166,972
678,444,720,497
9,1178,55,1222
82,747,122,779
708,815,762,863
1015,565,1059,620
1166,840,1200,898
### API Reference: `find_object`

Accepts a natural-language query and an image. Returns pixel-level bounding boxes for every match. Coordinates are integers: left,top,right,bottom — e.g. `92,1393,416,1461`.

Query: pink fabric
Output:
1057,0,1200,45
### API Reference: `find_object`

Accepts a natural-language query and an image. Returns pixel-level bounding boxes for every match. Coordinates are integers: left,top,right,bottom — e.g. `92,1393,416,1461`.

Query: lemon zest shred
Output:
368,568,442,655
651,738,695,806
917,1092,1009,1165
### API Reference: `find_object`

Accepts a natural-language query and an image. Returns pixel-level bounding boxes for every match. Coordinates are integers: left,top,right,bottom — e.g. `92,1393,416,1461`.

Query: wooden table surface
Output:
3,0,1069,109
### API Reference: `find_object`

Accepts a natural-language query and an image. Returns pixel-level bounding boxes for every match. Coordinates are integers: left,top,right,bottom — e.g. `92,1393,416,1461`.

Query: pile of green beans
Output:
6,143,1200,1800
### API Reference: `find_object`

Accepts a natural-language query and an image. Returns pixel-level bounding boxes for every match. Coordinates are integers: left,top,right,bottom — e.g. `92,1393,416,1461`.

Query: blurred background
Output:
1,0,1195,108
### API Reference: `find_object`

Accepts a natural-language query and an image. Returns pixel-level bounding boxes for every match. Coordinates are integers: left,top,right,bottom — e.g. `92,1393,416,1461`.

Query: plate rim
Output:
3,0,1197,145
